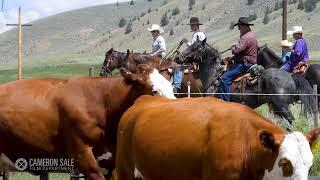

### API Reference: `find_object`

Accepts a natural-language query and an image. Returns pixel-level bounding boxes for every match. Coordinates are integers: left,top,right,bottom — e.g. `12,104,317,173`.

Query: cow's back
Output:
117,96,284,180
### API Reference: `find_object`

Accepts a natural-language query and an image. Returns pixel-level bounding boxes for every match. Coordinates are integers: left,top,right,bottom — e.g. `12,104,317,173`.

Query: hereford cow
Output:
0,65,175,180
116,96,320,180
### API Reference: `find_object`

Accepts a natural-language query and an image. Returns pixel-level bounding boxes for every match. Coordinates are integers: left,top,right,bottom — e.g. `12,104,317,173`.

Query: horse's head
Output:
100,48,125,77
175,37,207,63
120,64,176,99
257,45,282,69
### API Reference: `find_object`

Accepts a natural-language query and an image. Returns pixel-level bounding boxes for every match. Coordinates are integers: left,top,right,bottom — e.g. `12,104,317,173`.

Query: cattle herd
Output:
0,64,318,180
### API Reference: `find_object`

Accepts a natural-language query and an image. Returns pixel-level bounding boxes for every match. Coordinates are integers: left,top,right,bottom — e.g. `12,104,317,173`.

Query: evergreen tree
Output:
118,17,127,28
305,0,317,12
229,21,235,30
125,22,132,34
160,13,169,26
274,2,280,11
172,7,180,16
116,1,119,6
297,0,304,10
169,28,174,36
130,0,134,5
247,0,255,5
248,13,257,22
263,12,270,24
189,0,196,10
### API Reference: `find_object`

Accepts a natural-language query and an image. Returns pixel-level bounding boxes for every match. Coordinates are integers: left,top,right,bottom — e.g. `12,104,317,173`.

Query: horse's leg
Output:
271,102,294,124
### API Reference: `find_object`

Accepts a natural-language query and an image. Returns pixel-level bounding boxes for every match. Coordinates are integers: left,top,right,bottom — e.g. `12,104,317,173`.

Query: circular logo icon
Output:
15,158,28,171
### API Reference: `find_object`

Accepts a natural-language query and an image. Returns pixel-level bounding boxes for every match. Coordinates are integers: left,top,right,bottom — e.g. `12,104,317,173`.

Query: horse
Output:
169,38,315,124
257,46,320,107
100,48,154,77
0,64,175,180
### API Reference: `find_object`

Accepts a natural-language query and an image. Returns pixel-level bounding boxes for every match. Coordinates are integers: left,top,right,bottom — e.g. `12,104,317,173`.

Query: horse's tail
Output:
292,74,316,116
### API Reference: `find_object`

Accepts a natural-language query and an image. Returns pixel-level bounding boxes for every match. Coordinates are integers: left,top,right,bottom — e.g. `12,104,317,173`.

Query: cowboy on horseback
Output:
280,26,309,73
172,17,206,93
216,17,258,101
148,24,167,59
280,40,293,63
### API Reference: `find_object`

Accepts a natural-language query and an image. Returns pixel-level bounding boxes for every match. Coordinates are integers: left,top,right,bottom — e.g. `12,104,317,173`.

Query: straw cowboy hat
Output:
280,40,293,47
187,17,204,25
287,26,303,35
148,24,164,33
233,17,254,27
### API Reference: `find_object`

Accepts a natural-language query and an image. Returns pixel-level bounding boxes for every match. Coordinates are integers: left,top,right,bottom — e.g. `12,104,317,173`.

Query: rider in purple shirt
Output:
281,26,309,72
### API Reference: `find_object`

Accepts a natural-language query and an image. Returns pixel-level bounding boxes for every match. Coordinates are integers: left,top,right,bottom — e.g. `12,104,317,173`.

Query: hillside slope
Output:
0,0,319,70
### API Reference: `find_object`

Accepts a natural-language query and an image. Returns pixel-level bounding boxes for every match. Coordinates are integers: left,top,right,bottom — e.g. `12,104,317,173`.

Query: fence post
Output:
89,67,94,77
313,85,319,128
39,173,49,180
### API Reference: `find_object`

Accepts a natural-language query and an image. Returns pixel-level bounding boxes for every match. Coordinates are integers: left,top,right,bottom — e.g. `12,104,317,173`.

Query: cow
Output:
0,64,175,180
116,96,320,180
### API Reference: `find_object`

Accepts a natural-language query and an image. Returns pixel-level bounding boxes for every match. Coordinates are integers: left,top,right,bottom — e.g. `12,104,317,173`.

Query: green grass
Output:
0,64,101,84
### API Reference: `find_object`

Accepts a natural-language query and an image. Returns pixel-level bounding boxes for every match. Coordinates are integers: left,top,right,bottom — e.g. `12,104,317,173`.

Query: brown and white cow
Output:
116,96,320,180
0,65,175,180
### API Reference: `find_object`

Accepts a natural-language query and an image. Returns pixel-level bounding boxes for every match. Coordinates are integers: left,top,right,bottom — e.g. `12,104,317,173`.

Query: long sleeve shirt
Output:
288,38,309,68
152,35,166,57
232,31,258,64
187,31,206,46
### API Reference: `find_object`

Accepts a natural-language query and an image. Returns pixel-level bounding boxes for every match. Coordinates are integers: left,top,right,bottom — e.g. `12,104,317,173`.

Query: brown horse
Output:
116,95,320,180
100,48,154,77
0,64,175,180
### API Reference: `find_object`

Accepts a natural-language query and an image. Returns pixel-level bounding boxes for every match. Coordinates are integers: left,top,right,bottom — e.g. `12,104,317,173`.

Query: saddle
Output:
230,64,264,94
293,62,309,76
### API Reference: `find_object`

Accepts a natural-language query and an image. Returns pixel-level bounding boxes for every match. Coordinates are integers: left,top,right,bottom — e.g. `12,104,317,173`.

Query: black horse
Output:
258,46,320,107
174,38,315,124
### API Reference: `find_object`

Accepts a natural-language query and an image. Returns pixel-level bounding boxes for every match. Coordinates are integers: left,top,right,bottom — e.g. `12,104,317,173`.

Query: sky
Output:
0,0,128,33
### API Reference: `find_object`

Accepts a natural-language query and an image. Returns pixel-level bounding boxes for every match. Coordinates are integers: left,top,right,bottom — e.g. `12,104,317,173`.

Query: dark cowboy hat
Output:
187,17,203,25
233,17,254,27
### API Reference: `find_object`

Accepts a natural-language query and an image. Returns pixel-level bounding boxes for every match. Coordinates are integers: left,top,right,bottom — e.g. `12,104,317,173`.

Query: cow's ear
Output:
259,130,282,151
136,64,153,75
120,68,146,85
107,48,113,55
305,128,320,147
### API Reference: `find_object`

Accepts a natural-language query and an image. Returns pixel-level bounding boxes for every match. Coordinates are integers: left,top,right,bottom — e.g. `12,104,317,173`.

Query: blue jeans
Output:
217,63,253,101
173,70,183,90
280,62,293,72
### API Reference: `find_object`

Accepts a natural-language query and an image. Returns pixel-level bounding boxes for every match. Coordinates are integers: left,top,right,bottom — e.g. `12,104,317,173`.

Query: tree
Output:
161,0,168,6
247,0,255,5
265,6,271,14
297,0,304,10
229,21,235,30
125,22,132,34
169,28,174,36
130,0,134,5
172,7,180,16
248,13,257,22
147,0,152,1
160,13,169,26
147,19,150,24
118,17,127,28
189,0,196,10
274,2,280,11
116,1,119,6
147,8,152,13
263,12,270,24
305,0,317,12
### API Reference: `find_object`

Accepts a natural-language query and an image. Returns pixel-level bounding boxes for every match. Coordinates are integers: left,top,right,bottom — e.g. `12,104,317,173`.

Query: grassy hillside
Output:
0,0,319,72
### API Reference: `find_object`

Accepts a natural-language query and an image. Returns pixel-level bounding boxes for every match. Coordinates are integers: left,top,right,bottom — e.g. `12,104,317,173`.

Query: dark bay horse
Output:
170,38,315,124
100,48,155,77
258,46,320,107
0,64,175,180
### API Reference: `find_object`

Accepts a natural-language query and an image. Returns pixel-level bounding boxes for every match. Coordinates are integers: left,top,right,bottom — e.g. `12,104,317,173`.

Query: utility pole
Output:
282,0,288,55
6,7,32,80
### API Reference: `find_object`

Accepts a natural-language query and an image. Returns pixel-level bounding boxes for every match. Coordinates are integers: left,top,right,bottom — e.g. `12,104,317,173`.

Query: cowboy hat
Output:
287,26,303,35
148,24,164,33
280,40,293,47
187,17,203,25
233,17,254,27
